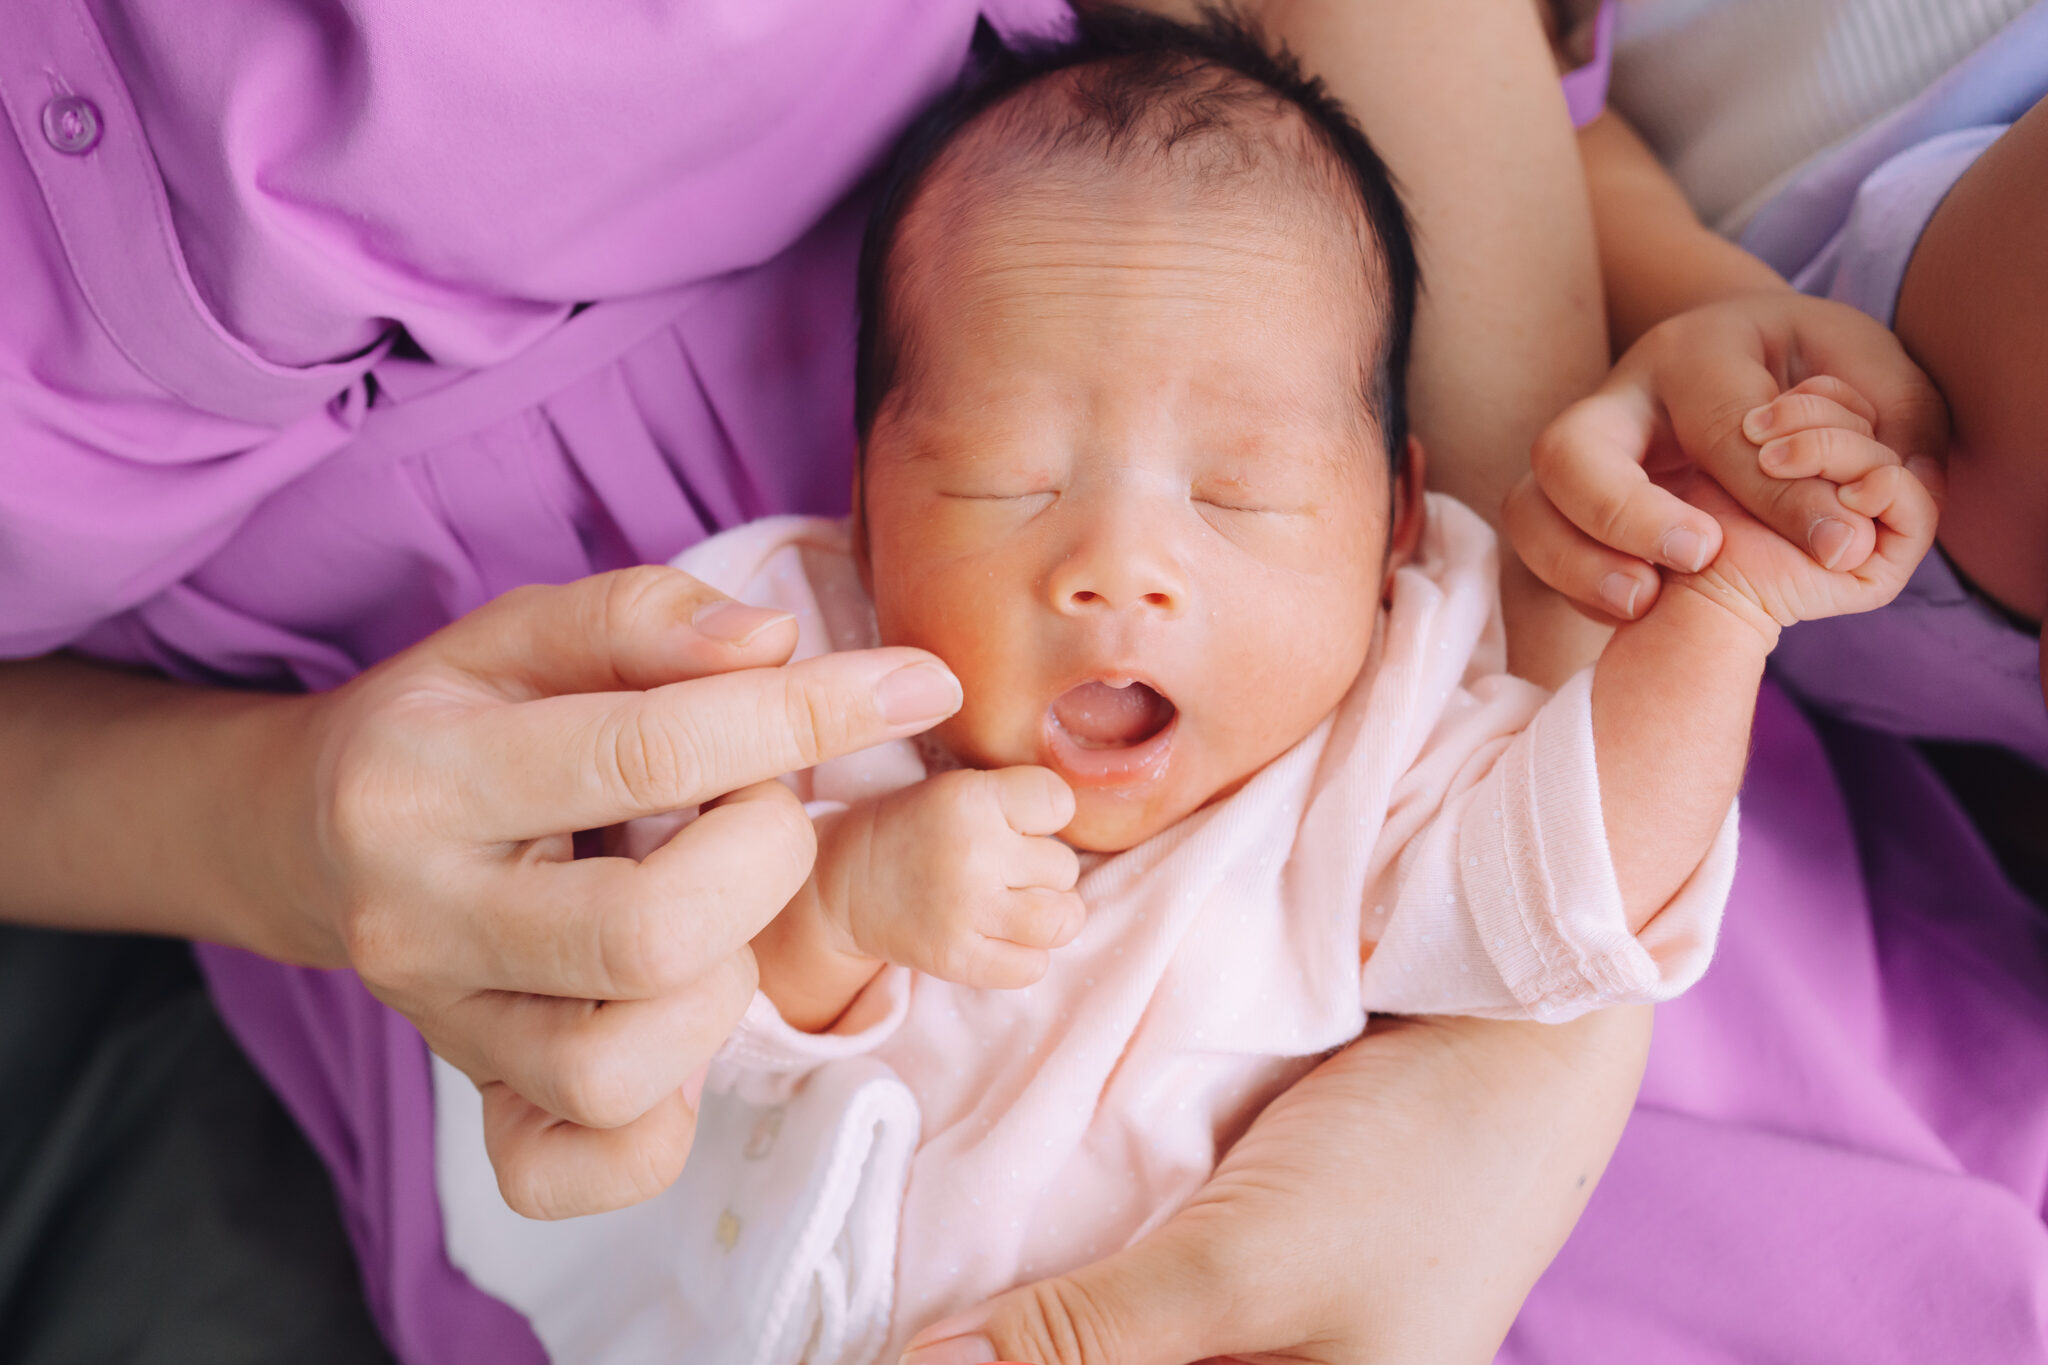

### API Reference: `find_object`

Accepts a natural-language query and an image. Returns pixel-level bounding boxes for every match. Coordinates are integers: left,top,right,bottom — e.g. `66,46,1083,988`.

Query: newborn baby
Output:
430,11,1935,1365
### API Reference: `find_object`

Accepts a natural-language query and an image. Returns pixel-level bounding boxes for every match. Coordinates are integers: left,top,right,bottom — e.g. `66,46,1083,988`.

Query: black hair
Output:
853,3,1422,473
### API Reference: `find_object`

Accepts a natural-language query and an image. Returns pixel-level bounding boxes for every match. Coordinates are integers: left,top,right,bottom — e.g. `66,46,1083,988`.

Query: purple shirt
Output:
0,0,1067,683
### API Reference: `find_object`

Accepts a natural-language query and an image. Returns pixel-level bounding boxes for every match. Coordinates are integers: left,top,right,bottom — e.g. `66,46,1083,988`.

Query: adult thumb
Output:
897,1228,1251,1365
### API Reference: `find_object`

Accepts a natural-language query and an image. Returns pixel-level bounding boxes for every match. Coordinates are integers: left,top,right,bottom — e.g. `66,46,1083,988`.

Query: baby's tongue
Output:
1051,681,1174,749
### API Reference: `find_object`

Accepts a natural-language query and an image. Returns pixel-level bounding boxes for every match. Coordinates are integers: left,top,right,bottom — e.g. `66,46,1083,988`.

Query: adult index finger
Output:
448,779,810,999
458,646,961,839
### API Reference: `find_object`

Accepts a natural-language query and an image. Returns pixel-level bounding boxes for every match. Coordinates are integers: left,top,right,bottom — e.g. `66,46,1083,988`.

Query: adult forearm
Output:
1225,1006,1654,1364
0,654,324,961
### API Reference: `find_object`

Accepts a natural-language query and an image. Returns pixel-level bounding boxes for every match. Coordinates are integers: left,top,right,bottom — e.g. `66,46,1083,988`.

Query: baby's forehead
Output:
899,62,1391,300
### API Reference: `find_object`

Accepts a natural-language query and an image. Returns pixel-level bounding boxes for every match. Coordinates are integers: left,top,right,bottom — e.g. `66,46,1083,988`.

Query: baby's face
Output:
860,177,1417,851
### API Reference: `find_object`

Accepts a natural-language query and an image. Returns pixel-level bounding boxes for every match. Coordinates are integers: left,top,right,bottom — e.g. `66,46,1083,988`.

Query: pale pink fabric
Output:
676,497,1735,1352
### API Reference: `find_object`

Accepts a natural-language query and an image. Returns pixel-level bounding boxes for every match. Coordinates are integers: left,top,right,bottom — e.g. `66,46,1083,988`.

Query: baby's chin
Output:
1060,780,1220,853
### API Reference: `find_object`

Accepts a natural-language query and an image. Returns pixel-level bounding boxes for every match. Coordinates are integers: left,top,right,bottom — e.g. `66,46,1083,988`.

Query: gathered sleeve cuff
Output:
1361,667,1734,1022
709,968,912,1107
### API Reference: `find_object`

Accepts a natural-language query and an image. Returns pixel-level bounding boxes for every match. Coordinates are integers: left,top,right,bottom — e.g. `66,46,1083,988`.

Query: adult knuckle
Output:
1526,422,1574,481
999,1279,1125,1365
548,1038,647,1130
601,707,705,809
340,897,410,985
602,898,693,997
598,564,682,642
779,676,838,771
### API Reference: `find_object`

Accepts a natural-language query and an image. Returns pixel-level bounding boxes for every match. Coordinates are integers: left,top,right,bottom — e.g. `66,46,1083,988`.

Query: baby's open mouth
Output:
1049,680,1177,750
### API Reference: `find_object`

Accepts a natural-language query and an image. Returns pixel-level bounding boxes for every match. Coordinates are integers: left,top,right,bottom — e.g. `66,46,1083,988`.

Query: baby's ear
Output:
1384,436,1429,573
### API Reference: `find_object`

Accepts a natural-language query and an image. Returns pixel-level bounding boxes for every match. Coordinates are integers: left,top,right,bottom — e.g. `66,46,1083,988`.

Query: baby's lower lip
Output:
1041,708,1178,789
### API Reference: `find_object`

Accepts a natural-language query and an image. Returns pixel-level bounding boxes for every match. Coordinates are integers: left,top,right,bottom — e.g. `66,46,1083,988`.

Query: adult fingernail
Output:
1809,517,1854,570
899,1336,997,1365
682,1063,709,1111
1659,527,1706,574
876,662,962,726
1600,572,1643,618
1742,405,1776,443
692,600,794,645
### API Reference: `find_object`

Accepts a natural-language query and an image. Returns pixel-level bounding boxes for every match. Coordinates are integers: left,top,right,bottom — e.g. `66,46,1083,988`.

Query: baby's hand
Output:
1505,293,1948,624
820,766,1084,990
1664,375,1939,638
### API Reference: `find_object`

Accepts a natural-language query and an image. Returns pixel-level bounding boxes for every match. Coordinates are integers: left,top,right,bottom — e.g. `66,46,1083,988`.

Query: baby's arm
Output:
1589,386,1938,928
751,767,1083,1032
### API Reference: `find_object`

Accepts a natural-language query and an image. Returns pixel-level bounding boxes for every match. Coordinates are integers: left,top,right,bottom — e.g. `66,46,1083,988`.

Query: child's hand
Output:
821,766,1084,990
1504,293,1948,623
1653,375,1939,640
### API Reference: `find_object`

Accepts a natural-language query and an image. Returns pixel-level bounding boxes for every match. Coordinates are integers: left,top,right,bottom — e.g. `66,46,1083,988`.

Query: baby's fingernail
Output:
876,662,963,726
692,601,794,645
899,1336,997,1365
1809,517,1854,570
1743,405,1776,443
1599,572,1643,618
1758,438,1792,473
682,1064,709,1111
1659,527,1706,574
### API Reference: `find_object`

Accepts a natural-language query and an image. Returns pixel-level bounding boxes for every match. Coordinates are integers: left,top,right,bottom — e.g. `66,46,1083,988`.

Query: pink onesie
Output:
430,493,1734,1365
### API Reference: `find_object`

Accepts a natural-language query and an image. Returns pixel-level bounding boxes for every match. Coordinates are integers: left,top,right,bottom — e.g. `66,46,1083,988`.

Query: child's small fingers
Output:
988,765,1077,837
1844,463,1940,559
1756,425,1900,489
1783,375,1881,428
1501,475,1666,622
1005,834,1081,894
1744,382,1877,449
952,937,1051,992
1529,407,1724,573
990,888,1086,951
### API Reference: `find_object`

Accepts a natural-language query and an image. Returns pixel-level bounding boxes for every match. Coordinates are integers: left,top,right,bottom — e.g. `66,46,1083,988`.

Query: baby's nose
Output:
1048,541,1188,618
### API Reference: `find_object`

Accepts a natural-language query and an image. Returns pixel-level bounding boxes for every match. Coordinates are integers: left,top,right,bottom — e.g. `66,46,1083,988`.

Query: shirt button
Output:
41,95,102,155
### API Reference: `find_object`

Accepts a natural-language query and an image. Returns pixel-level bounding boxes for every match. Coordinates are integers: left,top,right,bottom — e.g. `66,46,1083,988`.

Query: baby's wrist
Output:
1650,575,1783,657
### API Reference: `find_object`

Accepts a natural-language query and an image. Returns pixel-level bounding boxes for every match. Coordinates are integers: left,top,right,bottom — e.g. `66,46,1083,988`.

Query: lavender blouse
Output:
0,0,1071,680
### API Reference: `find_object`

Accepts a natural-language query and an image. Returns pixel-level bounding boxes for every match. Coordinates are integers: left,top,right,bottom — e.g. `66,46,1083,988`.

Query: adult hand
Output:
287,566,962,1219
1503,294,1949,624
900,1008,1651,1365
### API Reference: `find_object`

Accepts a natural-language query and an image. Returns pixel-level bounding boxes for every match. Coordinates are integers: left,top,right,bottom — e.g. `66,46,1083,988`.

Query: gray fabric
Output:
0,926,394,1365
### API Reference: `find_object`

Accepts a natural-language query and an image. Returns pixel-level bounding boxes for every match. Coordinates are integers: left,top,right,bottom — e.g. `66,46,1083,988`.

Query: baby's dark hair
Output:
854,4,1422,473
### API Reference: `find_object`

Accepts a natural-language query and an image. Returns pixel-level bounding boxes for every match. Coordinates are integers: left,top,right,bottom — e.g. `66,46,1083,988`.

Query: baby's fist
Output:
840,766,1085,990
1680,375,1939,635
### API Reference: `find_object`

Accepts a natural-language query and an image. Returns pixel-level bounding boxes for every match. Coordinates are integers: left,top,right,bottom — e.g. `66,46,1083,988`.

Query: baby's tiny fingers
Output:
1755,424,1897,483
991,888,1087,952
945,937,1051,992
1744,375,1878,445
989,765,1077,838
1842,463,1940,561
1006,833,1081,893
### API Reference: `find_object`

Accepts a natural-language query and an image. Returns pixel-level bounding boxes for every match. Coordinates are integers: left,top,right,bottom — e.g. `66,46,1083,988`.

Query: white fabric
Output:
1609,0,2036,233
434,1049,920,1365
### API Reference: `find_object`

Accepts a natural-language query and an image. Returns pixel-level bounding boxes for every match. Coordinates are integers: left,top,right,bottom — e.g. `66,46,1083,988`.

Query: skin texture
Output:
1893,94,2048,645
866,175,1407,852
